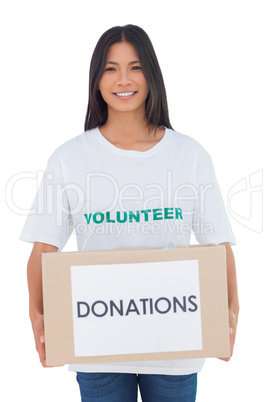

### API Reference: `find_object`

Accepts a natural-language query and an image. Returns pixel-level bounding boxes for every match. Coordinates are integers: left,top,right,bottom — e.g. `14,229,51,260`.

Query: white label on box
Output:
70,260,202,357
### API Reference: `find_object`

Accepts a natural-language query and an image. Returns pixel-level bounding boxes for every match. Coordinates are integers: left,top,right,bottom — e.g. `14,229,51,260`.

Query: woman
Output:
21,25,239,402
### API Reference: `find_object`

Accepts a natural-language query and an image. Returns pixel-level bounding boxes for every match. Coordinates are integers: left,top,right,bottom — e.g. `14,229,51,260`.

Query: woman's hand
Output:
27,242,58,368
219,309,238,362
218,243,239,362
32,314,47,367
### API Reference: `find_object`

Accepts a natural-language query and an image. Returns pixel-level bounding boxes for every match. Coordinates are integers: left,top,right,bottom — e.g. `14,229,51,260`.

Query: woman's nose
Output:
117,70,132,86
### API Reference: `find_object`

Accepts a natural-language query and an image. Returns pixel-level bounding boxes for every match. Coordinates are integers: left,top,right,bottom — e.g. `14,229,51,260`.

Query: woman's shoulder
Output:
48,128,98,163
56,127,98,153
167,128,211,158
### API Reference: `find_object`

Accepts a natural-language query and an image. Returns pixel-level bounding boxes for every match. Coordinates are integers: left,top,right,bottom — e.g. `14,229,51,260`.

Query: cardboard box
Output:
42,245,230,366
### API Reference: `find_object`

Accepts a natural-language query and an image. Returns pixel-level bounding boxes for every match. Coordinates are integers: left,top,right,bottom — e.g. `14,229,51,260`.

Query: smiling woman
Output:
84,25,173,134
21,23,238,402
99,42,149,116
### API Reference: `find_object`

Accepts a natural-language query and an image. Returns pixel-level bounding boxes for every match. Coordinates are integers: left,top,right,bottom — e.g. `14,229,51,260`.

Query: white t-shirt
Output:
20,127,236,375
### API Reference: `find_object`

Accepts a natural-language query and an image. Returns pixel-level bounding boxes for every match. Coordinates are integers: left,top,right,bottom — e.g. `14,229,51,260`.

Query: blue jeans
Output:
76,372,197,402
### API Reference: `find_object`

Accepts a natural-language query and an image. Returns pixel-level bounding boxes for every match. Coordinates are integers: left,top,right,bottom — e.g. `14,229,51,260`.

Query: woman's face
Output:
99,41,149,116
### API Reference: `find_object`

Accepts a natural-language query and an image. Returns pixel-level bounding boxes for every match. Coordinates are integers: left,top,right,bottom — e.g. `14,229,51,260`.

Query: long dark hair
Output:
84,24,173,132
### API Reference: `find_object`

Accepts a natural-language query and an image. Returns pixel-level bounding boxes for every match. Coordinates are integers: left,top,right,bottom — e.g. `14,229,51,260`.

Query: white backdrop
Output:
1,1,267,400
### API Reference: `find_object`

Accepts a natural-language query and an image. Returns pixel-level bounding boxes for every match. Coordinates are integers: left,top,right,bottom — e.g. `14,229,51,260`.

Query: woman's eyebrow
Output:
105,60,141,65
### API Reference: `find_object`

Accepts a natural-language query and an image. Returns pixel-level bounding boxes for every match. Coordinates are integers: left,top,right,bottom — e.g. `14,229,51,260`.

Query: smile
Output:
114,91,136,97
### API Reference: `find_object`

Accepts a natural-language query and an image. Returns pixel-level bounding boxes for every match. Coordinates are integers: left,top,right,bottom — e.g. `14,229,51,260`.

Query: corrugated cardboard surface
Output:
42,245,230,366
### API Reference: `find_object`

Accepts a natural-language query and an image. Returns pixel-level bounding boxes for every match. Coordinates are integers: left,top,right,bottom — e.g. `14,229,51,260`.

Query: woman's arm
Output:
220,242,239,361
27,242,58,367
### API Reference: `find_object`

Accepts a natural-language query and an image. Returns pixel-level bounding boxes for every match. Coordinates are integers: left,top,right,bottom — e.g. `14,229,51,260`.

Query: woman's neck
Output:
99,111,164,151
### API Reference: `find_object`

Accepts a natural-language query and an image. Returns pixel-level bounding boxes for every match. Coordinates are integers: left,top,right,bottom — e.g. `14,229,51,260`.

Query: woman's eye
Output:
132,66,142,71
105,67,116,72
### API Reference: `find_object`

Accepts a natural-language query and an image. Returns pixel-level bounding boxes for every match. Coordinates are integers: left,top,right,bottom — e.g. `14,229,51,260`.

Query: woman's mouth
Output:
114,91,136,98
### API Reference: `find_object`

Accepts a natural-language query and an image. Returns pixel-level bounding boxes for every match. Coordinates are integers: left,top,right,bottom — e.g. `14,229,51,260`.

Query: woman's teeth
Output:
116,92,135,97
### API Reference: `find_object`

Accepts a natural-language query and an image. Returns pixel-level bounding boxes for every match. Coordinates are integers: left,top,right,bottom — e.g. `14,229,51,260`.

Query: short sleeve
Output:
20,156,73,251
192,156,236,246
